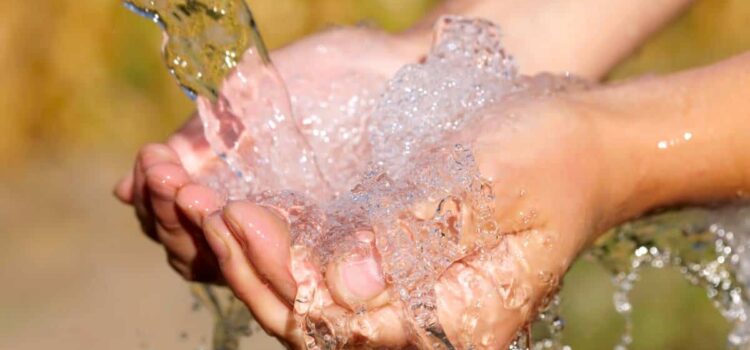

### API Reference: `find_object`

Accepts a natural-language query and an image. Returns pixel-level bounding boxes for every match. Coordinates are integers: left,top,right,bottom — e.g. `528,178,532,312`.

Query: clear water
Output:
590,206,750,350
126,2,750,349
123,0,270,100
123,1,270,349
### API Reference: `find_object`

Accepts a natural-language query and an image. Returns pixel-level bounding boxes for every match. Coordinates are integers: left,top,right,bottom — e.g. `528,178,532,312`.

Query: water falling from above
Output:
125,3,589,346
123,0,270,100
125,2,750,349
125,0,330,200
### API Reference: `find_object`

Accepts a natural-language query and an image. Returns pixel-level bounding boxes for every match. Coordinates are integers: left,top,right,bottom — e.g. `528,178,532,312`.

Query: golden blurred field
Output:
0,0,440,168
0,1,748,349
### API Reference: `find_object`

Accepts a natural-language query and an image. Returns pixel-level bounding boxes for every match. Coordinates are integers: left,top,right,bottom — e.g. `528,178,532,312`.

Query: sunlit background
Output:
1,1,749,349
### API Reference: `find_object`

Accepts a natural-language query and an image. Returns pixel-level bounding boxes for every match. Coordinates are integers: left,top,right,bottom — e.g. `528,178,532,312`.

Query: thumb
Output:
326,232,389,310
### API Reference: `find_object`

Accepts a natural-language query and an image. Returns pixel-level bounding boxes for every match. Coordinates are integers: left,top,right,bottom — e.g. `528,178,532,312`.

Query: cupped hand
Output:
196,95,616,348
114,27,423,282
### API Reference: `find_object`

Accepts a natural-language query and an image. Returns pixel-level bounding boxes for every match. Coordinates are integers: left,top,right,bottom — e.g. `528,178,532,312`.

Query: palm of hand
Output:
199,97,605,349
118,26,604,349
115,28,416,281
172,28,414,193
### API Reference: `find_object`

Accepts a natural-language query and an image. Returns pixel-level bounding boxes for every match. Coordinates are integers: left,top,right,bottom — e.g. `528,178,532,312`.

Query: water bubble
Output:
131,1,750,348
584,206,750,350
551,317,565,333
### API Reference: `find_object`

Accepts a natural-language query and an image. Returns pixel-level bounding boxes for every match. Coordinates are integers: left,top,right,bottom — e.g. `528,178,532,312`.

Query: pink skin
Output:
116,141,221,281
192,97,605,348
114,36,579,345
115,27,420,283
115,0,692,285
189,54,750,348
118,52,750,347
115,0,708,347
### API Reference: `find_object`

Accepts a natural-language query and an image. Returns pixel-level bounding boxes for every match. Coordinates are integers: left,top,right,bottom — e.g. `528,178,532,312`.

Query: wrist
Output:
585,58,750,232
406,0,691,80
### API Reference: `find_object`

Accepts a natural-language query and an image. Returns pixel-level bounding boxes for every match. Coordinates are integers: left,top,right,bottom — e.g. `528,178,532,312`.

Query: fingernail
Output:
204,218,231,262
340,254,386,301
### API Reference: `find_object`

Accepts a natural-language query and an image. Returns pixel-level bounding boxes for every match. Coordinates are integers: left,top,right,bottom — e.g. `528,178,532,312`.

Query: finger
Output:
114,172,134,204
216,207,404,347
435,260,515,349
167,115,212,173
133,152,157,241
324,232,388,310
145,162,191,232
166,250,194,279
203,212,301,342
146,165,226,283
435,231,563,350
222,201,297,304
156,220,221,283
175,183,223,227
172,183,226,283
135,144,180,205
133,144,180,240
346,304,409,349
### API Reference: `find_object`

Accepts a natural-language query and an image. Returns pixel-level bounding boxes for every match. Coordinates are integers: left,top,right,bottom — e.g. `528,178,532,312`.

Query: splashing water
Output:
125,2,750,349
126,0,329,201
122,1,282,349
244,17,524,349
590,206,750,350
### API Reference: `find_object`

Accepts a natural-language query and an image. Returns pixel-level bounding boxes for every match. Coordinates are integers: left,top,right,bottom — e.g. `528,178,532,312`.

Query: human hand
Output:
196,95,617,348
205,51,750,347
114,27,423,282
115,0,698,336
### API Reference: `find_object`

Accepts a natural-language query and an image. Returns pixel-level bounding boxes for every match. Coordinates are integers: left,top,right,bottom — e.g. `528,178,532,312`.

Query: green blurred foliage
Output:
0,1,748,348
561,261,731,350
609,0,750,79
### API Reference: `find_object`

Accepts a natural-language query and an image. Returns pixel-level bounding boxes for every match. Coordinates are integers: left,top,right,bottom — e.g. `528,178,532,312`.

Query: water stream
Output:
125,1,750,349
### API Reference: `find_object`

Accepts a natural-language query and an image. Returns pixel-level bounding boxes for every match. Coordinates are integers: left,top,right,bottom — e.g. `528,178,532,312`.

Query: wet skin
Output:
117,53,750,348
113,0,744,348
116,0,693,285
187,53,750,349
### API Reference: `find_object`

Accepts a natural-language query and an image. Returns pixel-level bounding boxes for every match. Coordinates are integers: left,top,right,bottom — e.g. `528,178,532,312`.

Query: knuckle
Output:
167,255,193,280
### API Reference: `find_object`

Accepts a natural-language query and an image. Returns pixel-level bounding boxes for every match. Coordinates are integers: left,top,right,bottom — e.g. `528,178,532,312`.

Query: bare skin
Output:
115,0,693,283
189,52,750,349
114,28,421,282
112,0,728,348
410,0,694,79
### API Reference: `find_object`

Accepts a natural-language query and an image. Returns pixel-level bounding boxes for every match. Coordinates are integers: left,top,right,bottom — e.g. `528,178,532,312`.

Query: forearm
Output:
590,51,750,230
404,0,693,79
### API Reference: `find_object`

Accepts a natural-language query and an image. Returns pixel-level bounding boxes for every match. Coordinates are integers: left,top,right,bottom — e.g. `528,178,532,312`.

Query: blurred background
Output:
0,0,749,349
